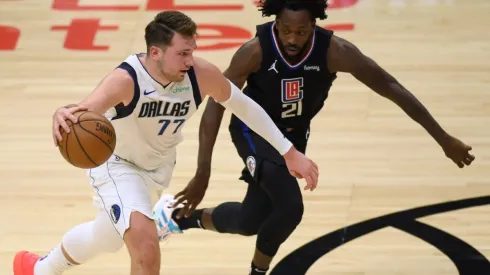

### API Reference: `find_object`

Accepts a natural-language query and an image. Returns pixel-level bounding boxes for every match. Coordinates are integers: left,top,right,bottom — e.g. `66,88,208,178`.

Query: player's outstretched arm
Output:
51,68,134,146
172,39,266,217
195,39,262,177
327,35,474,168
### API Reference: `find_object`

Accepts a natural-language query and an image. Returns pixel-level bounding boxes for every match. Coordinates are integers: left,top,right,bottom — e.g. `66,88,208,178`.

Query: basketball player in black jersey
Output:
170,0,475,274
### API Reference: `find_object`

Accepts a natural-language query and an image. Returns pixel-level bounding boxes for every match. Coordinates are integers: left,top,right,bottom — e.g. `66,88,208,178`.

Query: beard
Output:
157,58,178,82
282,45,305,63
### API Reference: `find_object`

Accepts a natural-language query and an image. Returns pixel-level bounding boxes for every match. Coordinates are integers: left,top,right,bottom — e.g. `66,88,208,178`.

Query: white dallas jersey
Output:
104,54,202,170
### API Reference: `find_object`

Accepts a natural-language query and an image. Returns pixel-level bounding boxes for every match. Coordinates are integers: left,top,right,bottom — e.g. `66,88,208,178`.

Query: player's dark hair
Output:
258,0,328,20
144,11,197,51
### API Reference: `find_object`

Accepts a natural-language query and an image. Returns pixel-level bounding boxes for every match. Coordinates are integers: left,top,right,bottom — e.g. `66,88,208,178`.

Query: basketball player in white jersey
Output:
13,11,319,275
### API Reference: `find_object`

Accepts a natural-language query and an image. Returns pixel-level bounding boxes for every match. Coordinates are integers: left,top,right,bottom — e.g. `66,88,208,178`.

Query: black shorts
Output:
228,115,309,184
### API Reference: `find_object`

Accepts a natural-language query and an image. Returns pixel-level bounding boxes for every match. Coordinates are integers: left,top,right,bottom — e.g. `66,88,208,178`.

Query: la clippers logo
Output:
281,77,304,103
246,156,256,176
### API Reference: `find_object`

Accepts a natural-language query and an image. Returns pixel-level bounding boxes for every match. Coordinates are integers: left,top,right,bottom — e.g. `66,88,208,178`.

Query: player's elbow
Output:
208,77,235,103
202,98,225,123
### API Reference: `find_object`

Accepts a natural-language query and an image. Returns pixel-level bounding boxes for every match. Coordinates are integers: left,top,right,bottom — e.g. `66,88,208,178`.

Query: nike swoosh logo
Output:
144,90,156,95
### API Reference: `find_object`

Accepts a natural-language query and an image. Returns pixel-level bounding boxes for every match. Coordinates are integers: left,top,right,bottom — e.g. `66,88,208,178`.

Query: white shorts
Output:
87,153,176,238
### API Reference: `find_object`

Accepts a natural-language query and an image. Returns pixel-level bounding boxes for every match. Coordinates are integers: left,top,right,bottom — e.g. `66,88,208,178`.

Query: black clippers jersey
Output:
244,22,337,131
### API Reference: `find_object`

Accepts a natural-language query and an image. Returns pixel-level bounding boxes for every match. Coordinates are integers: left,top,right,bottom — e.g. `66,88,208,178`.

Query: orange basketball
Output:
57,111,117,169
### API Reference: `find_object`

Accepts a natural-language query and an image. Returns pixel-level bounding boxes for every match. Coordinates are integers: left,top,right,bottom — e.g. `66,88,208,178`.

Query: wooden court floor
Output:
1,0,489,274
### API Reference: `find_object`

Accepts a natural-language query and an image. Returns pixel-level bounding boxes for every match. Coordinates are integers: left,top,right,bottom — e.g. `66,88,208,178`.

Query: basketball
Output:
57,110,117,169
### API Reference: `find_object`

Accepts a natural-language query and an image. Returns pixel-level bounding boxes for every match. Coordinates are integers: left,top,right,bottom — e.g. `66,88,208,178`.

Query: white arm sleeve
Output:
218,79,293,156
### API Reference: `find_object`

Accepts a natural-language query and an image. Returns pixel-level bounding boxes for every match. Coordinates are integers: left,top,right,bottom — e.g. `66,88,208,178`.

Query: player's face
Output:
276,9,315,58
151,33,197,82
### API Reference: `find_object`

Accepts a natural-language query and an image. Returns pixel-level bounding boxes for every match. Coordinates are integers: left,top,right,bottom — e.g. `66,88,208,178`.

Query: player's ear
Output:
149,46,163,60
275,16,281,25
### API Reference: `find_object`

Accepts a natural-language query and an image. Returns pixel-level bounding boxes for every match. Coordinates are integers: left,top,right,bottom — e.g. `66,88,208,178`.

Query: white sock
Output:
34,212,124,275
34,244,74,275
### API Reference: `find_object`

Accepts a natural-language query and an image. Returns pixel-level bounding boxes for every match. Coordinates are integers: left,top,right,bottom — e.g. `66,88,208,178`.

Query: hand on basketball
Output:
283,147,319,191
172,170,210,219
441,134,475,168
52,104,88,146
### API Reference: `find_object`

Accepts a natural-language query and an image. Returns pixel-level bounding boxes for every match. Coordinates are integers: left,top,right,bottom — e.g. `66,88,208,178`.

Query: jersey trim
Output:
111,62,140,120
239,120,256,153
187,67,202,108
270,22,316,70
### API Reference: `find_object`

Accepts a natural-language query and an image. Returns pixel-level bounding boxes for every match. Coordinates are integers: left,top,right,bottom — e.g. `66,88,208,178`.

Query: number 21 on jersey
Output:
281,77,303,118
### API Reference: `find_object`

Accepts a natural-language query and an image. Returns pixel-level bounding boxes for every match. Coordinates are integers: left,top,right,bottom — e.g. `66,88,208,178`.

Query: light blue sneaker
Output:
152,194,183,242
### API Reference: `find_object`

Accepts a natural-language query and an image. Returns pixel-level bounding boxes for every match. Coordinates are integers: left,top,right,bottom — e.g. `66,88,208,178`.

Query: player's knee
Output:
212,201,261,236
98,235,124,253
238,219,260,236
255,200,304,257
87,231,124,255
275,195,304,233
124,211,160,270
237,211,265,236
91,211,125,253
284,199,304,227
269,169,305,228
